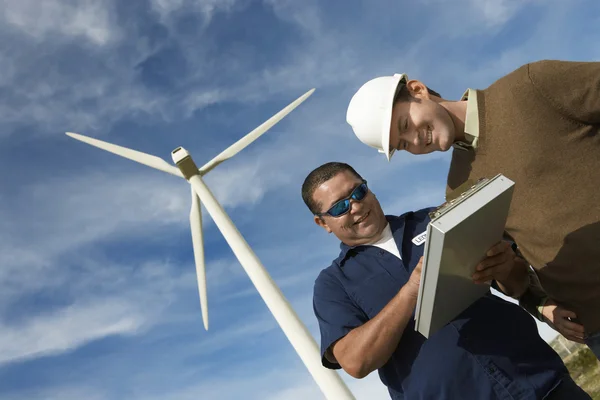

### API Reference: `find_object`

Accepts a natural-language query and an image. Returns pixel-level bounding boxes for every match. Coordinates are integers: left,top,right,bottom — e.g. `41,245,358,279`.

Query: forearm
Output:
335,286,417,378
496,256,530,298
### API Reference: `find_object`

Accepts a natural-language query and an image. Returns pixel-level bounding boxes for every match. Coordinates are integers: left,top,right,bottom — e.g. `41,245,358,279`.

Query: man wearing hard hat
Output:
345,60,600,359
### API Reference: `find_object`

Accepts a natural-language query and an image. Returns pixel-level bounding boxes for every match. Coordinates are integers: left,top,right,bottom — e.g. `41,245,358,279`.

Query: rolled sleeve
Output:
313,270,368,369
519,266,549,321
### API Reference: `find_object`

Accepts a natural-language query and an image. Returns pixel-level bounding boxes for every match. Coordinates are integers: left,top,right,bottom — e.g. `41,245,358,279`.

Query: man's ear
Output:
314,215,332,233
405,79,430,100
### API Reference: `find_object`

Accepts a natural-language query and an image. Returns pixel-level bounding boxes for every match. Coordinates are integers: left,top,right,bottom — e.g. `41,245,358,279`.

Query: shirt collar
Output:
335,215,406,267
452,88,480,151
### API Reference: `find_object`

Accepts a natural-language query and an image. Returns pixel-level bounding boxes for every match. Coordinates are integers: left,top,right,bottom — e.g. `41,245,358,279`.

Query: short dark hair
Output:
393,83,442,104
301,162,363,215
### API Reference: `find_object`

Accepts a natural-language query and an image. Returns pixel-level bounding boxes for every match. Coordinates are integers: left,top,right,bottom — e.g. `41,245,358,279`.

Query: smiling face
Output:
389,80,457,155
312,170,387,246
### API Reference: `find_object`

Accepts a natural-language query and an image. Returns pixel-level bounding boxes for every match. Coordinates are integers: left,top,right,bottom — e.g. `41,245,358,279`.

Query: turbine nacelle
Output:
171,147,199,179
171,146,190,164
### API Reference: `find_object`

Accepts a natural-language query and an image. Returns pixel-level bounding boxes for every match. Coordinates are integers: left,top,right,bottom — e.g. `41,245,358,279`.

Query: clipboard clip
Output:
429,177,489,220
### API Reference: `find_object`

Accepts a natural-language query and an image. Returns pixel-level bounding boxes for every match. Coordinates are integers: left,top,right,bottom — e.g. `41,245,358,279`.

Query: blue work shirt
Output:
313,208,568,399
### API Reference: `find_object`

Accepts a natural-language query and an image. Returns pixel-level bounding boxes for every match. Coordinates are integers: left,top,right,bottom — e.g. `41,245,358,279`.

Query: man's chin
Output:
357,222,381,238
348,226,384,246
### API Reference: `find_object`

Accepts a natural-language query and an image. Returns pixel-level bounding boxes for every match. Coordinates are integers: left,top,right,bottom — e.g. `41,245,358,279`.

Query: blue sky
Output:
0,0,599,398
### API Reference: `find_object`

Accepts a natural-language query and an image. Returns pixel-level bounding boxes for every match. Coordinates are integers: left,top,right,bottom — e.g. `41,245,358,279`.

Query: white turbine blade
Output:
198,88,315,175
190,187,209,330
66,132,184,178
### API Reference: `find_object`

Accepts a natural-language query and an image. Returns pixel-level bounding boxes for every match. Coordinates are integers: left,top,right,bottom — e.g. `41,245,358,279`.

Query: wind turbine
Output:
66,89,355,400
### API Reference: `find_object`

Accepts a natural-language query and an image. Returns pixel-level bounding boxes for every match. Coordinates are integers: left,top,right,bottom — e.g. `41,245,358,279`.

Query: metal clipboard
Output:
414,174,515,338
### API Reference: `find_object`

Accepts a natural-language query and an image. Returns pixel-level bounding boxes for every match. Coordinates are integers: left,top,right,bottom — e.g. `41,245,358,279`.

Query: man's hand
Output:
472,241,514,284
542,300,586,344
404,256,423,300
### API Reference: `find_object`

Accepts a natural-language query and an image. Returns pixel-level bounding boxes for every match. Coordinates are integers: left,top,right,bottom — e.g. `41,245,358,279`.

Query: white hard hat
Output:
346,73,407,161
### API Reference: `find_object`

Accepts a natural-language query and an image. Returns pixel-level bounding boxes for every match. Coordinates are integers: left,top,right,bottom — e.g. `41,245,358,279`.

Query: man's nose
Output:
400,129,420,147
349,198,364,214
411,130,421,146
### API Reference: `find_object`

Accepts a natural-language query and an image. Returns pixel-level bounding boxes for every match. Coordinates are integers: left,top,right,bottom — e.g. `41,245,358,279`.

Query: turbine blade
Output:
198,88,315,175
66,132,184,178
190,187,209,330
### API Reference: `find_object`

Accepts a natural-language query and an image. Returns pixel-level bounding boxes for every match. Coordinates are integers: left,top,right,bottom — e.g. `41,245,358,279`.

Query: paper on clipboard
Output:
414,174,515,338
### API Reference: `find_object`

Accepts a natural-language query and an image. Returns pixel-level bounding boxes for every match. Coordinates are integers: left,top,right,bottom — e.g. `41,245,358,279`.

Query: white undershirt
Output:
367,223,402,260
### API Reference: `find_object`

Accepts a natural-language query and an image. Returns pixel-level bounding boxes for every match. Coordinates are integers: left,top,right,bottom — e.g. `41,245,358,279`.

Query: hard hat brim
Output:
381,73,407,162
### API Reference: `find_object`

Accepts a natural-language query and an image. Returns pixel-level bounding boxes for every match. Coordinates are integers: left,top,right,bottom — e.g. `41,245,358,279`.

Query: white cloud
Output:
4,386,109,400
0,171,186,274
468,0,541,27
264,0,322,35
193,317,278,355
150,0,239,24
0,58,163,138
0,298,146,365
1,0,117,45
183,89,226,118
0,0,360,140
0,254,194,367
0,0,371,138
415,0,542,34
145,367,321,400
0,2,164,136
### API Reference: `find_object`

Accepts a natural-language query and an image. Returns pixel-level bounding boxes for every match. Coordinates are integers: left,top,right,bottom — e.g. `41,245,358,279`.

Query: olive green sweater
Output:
447,60,600,333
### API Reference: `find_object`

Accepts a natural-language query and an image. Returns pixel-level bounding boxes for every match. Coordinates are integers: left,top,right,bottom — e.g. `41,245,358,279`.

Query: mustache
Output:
344,210,370,228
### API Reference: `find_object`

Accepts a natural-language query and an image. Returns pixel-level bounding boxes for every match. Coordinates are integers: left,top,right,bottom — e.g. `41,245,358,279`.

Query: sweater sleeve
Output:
518,267,549,322
527,60,600,124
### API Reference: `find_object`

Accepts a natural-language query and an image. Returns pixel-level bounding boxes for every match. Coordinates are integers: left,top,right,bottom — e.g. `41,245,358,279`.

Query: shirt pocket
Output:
350,271,403,318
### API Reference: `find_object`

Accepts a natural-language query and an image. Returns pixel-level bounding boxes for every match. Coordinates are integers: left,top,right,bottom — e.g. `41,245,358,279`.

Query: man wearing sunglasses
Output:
302,162,590,399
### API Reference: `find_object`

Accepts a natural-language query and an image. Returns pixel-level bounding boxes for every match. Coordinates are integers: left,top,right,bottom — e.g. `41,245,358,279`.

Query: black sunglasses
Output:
316,181,369,217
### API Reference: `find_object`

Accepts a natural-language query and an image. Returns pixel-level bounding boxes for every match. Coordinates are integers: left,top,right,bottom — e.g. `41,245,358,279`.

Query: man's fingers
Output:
556,321,586,340
486,242,504,256
554,308,585,334
414,258,423,272
556,308,577,319
564,335,586,344
560,327,585,340
472,270,494,283
486,241,511,257
562,332,586,344
476,252,508,271
472,276,492,284
559,318,585,335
